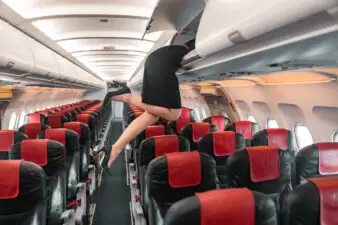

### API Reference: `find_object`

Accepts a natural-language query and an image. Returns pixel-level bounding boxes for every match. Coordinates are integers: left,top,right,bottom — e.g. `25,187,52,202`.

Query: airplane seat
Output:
180,107,196,120
295,142,338,186
134,125,176,149
281,176,338,225
9,140,67,225
63,122,91,182
251,128,298,187
225,121,261,146
180,123,218,150
46,115,68,128
0,130,27,159
18,123,50,139
146,152,217,225
167,118,193,135
138,135,190,215
165,188,278,225
0,160,47,225
37,129,81,205
224,146,292,216
25,112,47,124
197,131,245,186
76,114,96,147
53,112,72,122
203,115,231,131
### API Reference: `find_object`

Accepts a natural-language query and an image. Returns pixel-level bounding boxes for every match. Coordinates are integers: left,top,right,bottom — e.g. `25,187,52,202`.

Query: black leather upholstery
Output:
180,123,217,150
295,142,338,186
165,188,278,225
139,135,190,216
167,107,196,135
225,121,260,146
282,176,338,225
0,160,47,225
197,131,245,186
18,123,51,139
203,115,230,131
224,146,292,214
0,130,28,159
146,152,217,225
38,128,80,203
134,125,175,149
25,112,47,124
63,122,91,181
9,140,66,225
76,114,96,147
251,128,298,187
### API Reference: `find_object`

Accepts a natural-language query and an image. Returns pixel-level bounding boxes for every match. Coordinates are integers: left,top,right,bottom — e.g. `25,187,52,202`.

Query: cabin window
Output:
17,111,26,128
267,119,279,128
333,131,338,142
247,115,256,123
294,124,314,149
8,112,17,130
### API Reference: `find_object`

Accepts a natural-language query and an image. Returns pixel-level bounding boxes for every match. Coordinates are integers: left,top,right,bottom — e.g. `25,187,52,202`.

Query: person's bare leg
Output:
113,93,182,121
108,111,159,167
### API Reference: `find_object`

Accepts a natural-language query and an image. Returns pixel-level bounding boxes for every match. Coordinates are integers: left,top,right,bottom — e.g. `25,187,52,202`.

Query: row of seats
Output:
0,99,112,225
124,105,338,225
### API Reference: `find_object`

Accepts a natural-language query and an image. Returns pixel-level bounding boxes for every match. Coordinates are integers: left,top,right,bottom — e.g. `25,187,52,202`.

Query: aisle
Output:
92,121,131,225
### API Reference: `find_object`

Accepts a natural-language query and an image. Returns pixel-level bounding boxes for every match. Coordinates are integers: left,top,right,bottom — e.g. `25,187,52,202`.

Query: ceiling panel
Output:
58,38,155,53
72,50,147,57
76,55,144,63
3,0,159,19
32,17,150,40
87,61,139,66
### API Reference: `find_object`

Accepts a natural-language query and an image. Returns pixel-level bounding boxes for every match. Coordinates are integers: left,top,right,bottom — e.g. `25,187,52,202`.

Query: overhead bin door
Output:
196,0,337,57
28,39,59,78
0,19,34,74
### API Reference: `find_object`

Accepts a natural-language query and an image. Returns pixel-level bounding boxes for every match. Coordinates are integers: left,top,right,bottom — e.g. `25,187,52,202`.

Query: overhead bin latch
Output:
228,30,247,44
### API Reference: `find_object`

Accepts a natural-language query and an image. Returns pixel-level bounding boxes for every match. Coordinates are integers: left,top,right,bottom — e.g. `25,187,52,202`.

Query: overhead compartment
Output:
0,19,34,75
28,38,60,81
196,0,337,57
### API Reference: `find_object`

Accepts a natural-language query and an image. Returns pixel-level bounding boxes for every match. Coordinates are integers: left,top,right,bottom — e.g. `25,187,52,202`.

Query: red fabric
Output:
64,122,82,137
212,131,236,156
76,114,90,125
180,107,191,120
310,177,338,225
21,140,48,167
0,130,15,152
235,121,253,139
317,143,338,175
211,116,225,131
47,115,62,128
0,160,21,199
192,123,210,142
146,126,164,138
247,146,280,182
196,188,255,225
23,123,42,139
267,128,289,150
154,135,179,157
176,119,191,133
28,113,41,123
167,152,201,188
45,129,66,145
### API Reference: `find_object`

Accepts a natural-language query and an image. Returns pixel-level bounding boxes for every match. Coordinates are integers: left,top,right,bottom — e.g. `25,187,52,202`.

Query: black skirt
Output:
141,45,188,109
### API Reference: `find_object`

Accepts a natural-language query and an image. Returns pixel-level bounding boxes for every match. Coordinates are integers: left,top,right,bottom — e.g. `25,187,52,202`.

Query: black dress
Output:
141,45,188,109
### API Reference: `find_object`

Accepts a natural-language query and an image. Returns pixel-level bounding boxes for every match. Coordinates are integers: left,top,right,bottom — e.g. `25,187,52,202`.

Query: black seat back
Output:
198,131,245,185
225,121,260,146
203,115,230,131
9,140,66,225
0,160,46,225
38,128,80,202
165,188,278,225
18,123,50,139
0,130,27,159
282,176,338,225
180,123,217,150
146,152,217,225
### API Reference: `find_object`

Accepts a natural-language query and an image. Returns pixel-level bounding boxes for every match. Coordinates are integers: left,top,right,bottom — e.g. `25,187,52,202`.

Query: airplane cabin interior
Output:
0,1,338,225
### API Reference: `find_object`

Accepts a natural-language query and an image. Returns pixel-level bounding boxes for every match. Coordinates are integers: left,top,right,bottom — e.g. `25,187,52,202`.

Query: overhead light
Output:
100,19,109,23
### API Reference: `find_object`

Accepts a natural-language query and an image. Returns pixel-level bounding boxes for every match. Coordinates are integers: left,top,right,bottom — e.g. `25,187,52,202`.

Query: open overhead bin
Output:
196,0,337,57
0,19,34,75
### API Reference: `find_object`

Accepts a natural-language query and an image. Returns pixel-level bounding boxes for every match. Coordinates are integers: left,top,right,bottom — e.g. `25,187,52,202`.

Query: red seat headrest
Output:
0,160,21,199
21,139,48,167
154,135,179,157
212,131,236,156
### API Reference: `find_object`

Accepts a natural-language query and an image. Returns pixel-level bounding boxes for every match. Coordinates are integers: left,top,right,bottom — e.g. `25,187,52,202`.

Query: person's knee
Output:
165,111,181,121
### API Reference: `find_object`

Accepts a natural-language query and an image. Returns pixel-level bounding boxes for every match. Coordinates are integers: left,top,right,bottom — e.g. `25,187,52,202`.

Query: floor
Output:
92,121,131,225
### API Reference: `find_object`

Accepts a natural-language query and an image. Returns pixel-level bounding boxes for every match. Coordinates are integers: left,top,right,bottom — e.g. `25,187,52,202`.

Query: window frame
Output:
267,119,279,128
294,123,314,149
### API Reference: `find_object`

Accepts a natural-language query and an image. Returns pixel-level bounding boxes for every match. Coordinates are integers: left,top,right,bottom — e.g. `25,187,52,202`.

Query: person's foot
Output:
108,145,121,168
103,86,131,107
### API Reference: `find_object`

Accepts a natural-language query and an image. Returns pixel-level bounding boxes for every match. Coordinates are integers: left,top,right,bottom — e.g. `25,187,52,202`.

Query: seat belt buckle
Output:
66,199,81,209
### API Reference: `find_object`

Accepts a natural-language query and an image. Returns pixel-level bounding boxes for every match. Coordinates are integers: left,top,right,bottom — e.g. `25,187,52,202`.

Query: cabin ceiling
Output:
0,0,203,83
